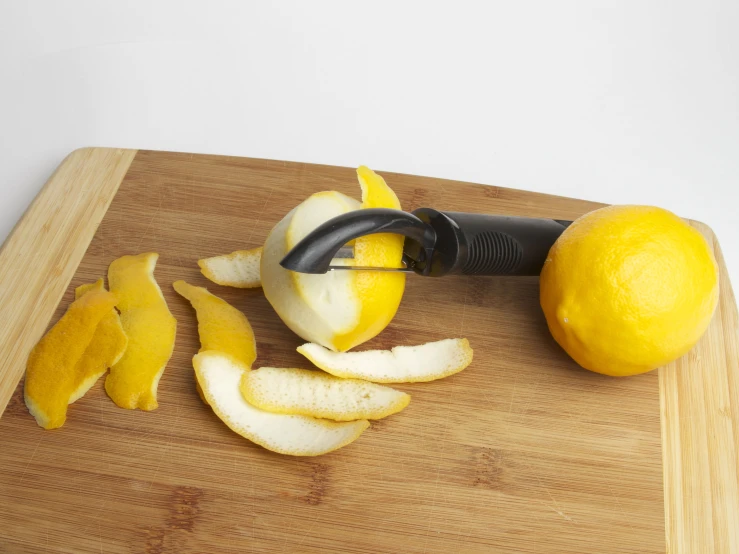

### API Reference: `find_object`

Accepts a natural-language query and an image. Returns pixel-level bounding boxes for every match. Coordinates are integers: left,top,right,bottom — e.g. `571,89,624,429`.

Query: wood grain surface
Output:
0,149,736,553
0,148,136,417
659,221,739,553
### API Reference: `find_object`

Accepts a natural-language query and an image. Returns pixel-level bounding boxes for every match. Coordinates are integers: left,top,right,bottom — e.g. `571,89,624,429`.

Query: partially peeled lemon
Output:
261,167,406,352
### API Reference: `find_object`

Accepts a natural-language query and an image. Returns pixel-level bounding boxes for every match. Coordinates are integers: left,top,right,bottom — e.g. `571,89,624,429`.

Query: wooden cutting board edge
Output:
0,147,736,553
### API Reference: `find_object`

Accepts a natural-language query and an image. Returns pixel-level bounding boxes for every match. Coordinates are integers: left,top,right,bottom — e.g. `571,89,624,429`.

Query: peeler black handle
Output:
279,207,571,277
408,208,571,277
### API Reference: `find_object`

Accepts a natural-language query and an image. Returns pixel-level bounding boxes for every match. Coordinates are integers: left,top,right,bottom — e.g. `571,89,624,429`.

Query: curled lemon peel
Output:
69,279,128,404
174,280,257,405
173,280,257,368
198,247,262,289
297,338,474,383
105,253,176,411
24,287,119,429
194,351,369,456
240,367,410,421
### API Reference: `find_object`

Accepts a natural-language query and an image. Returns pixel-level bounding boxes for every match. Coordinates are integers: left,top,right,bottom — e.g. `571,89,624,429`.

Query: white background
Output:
1,1,738,282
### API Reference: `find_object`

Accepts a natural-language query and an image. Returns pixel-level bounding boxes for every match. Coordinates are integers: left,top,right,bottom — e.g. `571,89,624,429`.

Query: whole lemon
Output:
540,205,719,376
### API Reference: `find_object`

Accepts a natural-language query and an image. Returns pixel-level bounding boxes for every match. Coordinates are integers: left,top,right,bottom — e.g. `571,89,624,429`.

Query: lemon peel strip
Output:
24,287,119,429
68,279,128,404
105,253,176,410
174,280,257,405
198,247,262,289
240,367,410,421
173,280,257,368
194,351,369,456
298,338,473,383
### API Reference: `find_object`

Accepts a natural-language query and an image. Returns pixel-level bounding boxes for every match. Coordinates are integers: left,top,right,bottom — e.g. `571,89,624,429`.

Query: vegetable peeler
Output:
280,208,572,277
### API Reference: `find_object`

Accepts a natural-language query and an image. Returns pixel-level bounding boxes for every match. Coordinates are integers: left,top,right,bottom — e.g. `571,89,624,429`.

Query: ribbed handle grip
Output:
463,231,524,275
410,208,570,277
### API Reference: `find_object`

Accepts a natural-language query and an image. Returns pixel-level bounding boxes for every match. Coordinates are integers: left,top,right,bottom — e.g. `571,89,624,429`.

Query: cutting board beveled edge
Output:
0,147,736,554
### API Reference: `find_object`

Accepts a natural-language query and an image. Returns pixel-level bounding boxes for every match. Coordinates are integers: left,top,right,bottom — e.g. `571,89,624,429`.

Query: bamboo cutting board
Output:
0,148,737,553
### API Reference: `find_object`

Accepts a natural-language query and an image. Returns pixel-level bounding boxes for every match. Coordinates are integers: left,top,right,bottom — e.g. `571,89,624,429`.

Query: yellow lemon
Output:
540,205,719,376
261,167,406,352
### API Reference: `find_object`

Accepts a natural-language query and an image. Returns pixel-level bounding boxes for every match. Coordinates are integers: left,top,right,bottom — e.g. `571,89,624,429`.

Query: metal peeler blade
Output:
329,246,414,272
